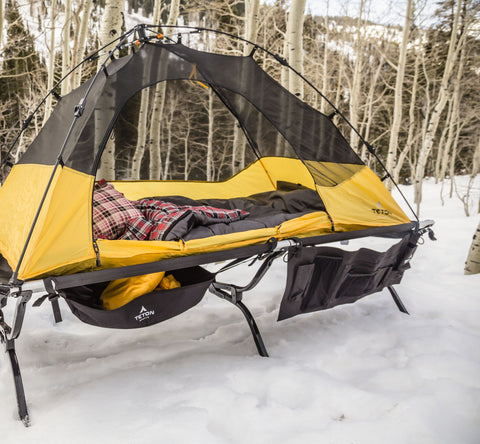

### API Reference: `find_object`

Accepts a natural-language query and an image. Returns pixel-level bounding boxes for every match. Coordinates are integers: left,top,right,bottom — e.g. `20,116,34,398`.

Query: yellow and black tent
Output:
0,25,433,426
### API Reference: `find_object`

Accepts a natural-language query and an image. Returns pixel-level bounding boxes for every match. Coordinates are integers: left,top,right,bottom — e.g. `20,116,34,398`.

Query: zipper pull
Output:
93,240,101,267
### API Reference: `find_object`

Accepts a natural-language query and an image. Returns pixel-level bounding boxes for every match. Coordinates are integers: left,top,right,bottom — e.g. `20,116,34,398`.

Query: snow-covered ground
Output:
2,177,479,443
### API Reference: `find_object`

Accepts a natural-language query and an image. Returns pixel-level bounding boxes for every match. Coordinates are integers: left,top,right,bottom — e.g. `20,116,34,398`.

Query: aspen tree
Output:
465,220,480,274
61,0,72,96
72,0,93,89
232,0,259,174
359,52,384,162
148,0,180,180
96,0,124,181
393,50,420,184
320,3,330,115
348,0,366,152
206,88,214,181
285,0,306,98
385,0,413,190
43,0,57,125
0,0,3,49
413,0,465,214
130,1,163,180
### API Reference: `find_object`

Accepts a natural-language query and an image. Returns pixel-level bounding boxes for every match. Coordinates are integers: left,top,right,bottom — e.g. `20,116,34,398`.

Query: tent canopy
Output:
0,37,410,281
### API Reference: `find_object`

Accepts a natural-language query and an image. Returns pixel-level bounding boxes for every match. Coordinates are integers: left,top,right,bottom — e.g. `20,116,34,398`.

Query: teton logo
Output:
134,305,155,322
371,201,391,216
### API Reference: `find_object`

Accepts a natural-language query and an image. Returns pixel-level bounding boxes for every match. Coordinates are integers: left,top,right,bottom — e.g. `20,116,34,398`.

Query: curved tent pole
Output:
10,28,137,285
141,24,419,223
0,33,136,174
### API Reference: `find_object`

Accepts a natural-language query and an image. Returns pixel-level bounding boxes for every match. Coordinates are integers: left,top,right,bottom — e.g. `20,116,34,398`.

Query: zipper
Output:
93,239,101,267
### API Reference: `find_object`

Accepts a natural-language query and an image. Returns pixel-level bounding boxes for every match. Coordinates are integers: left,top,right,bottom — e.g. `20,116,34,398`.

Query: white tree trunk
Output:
320,5,329,114
163,104,175,179
184,119,191,180
72,0,93,89
148,83,166,180
359,54,384,162
244,0,260,54
43,0,57,125
385,0,413,190
206,89,214,181
349,0,366,152
96,0,124,181
61,0,72,96
472,137,480,183
436,98,453,183
131,90,150,180
414,0,463,214
464,220,480,275
232,0,259,174
333,50,345,127
96,0,124,67
285,0,306,98
393,51,420,184
0,0,4,50
148,0,179,180
442,41,466,186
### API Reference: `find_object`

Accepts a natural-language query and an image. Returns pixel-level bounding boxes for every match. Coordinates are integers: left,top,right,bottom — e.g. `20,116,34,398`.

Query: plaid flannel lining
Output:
93,180,144,240
134,199,249,241
93,182,249,241
119,217,154,240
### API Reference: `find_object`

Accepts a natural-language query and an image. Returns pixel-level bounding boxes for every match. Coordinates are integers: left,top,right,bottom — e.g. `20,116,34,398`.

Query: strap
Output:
51,297,62,323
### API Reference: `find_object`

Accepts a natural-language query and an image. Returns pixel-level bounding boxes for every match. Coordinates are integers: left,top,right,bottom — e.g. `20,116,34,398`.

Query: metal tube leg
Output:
235,301,269,357
6,339,30,427
388,286,409,315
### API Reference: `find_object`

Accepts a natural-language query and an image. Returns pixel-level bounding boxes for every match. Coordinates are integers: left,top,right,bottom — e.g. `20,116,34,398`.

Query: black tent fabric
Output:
19,43,361,175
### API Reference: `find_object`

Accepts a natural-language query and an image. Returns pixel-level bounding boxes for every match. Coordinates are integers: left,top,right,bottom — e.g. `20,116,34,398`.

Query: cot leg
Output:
6,338,30,427
0,291,32,426
388,286,409,315
210,250,284,357
235,301,269,357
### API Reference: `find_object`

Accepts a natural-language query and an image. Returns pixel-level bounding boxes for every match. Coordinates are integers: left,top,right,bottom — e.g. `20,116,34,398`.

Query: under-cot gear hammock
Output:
0,24,434,426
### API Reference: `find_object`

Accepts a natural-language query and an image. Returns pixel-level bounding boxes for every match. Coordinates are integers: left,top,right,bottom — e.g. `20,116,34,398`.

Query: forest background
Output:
0,0,479,220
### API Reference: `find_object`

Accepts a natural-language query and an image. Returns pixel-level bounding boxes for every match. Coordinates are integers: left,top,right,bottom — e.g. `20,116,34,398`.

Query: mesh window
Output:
97,79,299,182
20,43,363,187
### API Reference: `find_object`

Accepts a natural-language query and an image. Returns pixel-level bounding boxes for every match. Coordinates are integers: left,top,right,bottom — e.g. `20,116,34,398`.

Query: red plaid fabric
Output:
119,216,154,240
93,180,144,240
134,199,249,241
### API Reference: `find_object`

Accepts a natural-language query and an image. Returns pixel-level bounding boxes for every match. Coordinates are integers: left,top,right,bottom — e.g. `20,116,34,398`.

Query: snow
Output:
1,177,480,442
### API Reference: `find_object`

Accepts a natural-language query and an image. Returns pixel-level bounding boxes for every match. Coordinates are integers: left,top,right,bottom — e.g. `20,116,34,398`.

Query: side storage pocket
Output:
278,232,417,321
62,266,214,329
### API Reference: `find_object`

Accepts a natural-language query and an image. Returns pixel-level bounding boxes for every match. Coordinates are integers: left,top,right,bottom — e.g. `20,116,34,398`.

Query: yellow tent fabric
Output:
0,158,409,281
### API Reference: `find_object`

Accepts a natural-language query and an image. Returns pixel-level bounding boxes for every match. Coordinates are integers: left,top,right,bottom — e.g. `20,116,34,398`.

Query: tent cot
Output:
0,25,433,426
